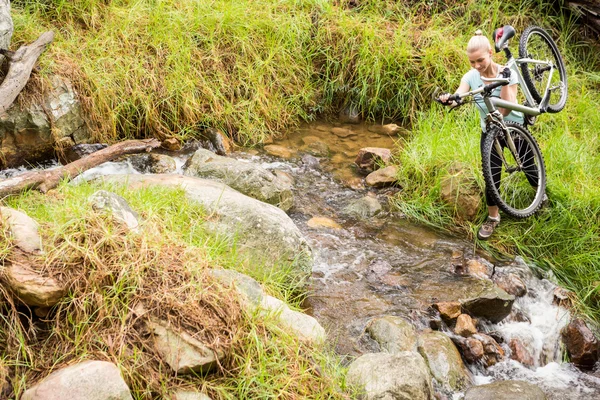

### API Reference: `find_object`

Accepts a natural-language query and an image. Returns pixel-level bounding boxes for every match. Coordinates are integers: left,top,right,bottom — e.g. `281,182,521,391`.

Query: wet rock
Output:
464,380,547,400
307,216,342,230
346,352,434,400
0,207,42,253
368,124,402,136
3,260,67,307
148,319,223,375
126,153,177,174
330,127,356,138
493,272,527,297
366,316,418,353
464,259,493,279
417,331,471,392
89,190,141,232
439,163,481,221
354,147,392,172
302,140,329,157
201,127,231,155
455,314,477,337
161,137,181,151
342,195,382,218
452,336,484,363
553,287,574,307
183,148,294,212
273,170,294,187
60,143,108,164
460,284,514,323
339,105,361,124
172,391,211,400
1,75,91,168
301,135,322,145
562,318,600,369
301,154,320,169
261,295,326,344
509,337,535,366
433,302,462,322
264,144,296,159
475,333,505,367
21,360,132,400
365,165,398,188
100,175,312,275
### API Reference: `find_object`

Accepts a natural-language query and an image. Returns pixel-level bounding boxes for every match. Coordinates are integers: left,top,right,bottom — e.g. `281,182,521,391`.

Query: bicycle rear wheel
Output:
519,26,568,113
481,122,546,218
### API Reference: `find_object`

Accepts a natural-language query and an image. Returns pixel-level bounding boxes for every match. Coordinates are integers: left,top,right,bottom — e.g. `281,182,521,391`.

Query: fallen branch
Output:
0,30,54,115
0,139,161,198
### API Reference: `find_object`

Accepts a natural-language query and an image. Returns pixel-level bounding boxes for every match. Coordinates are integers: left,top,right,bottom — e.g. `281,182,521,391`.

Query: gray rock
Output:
460,284,515,323
126,153,177,174
97,175,312,276
417,331,471,392
261,295,326,344
366,316,418,353
183,148,293,211
60,143,108,164
346,352,433,400
148,319,223,375
89,190,141,232
0,207,42,253
21,360,133,400
342,196,382,219
464,380,546,400
1,75,91,168
208,269,264,309
301,154,320,169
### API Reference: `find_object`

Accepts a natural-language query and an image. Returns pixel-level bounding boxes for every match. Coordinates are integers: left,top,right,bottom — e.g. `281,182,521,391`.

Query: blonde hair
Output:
467,30,492,53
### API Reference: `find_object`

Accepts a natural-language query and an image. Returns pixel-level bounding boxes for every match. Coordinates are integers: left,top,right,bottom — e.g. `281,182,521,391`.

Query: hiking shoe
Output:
477,216,501,240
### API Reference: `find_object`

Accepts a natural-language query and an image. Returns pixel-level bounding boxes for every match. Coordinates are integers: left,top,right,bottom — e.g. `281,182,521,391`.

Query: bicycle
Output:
435,25,568,218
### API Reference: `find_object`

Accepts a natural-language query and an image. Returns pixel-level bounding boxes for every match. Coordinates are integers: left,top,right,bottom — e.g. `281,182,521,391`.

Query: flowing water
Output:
22,120,600,398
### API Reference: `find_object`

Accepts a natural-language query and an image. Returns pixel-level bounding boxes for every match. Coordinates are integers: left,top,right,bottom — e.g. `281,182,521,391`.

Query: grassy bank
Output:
0,182,348,398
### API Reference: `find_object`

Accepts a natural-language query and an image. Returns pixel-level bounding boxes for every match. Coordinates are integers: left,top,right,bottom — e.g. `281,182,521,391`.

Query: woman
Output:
440,30,527,240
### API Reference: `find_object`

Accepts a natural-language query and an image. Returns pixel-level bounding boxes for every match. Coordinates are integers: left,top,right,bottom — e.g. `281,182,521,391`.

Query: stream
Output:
6,120,599,399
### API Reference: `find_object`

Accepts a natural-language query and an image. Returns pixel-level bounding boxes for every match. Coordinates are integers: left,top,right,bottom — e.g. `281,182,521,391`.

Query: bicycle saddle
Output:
493,25,516,53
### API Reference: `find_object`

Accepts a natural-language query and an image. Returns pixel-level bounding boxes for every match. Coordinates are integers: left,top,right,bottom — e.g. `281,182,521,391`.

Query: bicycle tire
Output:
481,122,546,218
518,26,568,113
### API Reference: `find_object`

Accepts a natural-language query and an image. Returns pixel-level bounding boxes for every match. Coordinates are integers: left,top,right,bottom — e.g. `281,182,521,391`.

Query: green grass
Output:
0,181,349,399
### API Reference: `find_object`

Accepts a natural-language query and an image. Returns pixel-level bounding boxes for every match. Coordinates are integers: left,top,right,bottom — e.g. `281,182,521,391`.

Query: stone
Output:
330,127,356,138
301,154,320,169
172,391,211,400
509,338,535,366
464,380,547,400
0,207,42,253
260,295,326,344
433,302,462,322
60,143,108,164
264,144,296,159
183,148,294,212
365,166,398,187
126,153,177,174
346,352,433,400
417,331,471,392
161,137,182,151
493,272,527,297
439,163,482,221
464,259,492,279
302,141,329,157
3,262,67,307
89,190,141,232
452,336,485,363
1,75,91,168
148,319,223,375
342,195,382,218
354,147,392,172
273,170,294,187
21,360,132,400
366,316,418,353
339,105,361,124
553,287,573,307
455,314,477,337
201,128,231,155
300,136,322,145
562,318,600,368
99,175,312,276
460,284,515,323
474,333,505,367
208,269,264,310
307,216,342,230
368,124,403,136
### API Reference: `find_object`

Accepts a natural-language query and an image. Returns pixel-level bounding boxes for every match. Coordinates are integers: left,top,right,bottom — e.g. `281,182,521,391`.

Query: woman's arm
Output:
440,81,471,106
498,83,518,116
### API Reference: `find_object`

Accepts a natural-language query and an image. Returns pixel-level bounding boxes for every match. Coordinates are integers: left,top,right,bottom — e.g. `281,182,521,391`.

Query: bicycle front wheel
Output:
482,122,546,218
519,26,568,113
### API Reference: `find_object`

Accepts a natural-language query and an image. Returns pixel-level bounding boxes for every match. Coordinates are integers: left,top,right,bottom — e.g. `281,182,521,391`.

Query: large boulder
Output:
21,360,132,400
366,316,418,353
417,331,471,392
346,352,433,400
460,283,515,323
1,75,91,168
464,380,546,400
183,148,293,211
97,175,312,275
